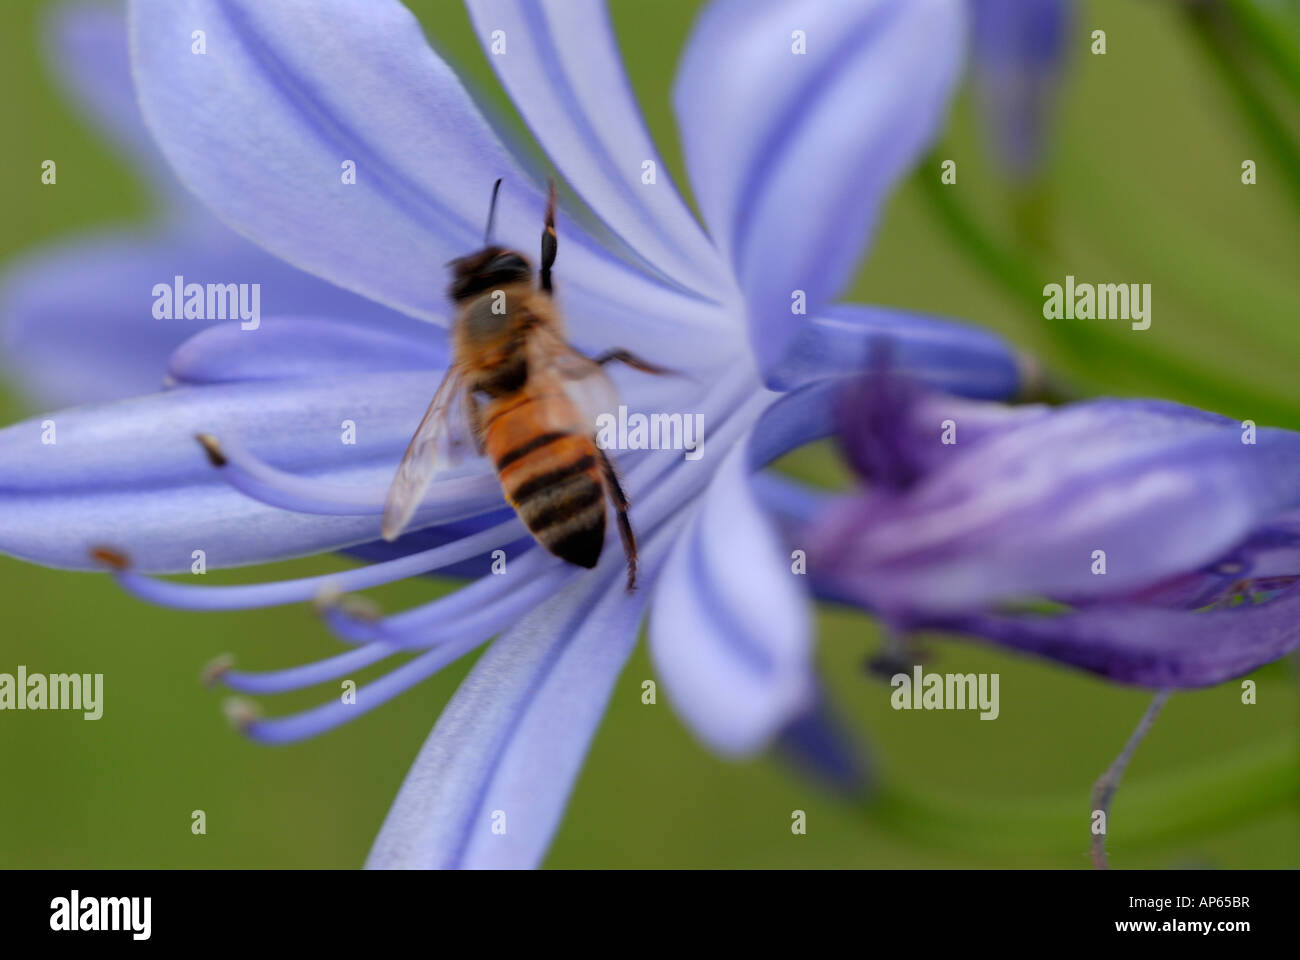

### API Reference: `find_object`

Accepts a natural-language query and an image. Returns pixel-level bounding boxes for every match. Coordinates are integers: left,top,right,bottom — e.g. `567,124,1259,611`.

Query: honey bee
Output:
381,179,666,591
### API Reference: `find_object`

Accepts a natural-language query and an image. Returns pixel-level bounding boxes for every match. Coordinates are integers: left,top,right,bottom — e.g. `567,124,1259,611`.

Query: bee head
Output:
447,246,533,303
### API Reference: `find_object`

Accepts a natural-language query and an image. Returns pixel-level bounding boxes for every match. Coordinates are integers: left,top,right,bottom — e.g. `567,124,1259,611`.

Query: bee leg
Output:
597,449,637,592
540,179,557,294
591,349,674,376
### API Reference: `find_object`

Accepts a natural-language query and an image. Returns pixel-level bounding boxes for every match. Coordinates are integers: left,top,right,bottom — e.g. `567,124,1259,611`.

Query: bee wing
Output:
381,364,474,541
528,328,619,432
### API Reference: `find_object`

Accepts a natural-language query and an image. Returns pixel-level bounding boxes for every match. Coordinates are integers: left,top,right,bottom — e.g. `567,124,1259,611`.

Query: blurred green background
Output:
0,0,1297,868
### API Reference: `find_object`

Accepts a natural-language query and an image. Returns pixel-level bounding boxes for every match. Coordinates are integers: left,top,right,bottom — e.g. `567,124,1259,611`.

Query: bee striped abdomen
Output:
486,397,607,569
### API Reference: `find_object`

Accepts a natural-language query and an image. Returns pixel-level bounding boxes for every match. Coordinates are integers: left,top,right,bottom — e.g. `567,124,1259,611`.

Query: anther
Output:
312,584,382,622
201,654,235,688
89,546,131,570
1015,351,1077,405
222,697,261,732
196,432,228,467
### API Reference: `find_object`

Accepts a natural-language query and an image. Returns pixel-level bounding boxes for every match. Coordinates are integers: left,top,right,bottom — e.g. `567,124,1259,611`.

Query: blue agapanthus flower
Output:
0,0,1036,868
806,372,1300,687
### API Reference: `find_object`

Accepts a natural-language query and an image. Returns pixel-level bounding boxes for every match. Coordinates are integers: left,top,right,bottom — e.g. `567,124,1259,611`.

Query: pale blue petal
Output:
0,373,501,571
770,303,1024,397
650,441,814,756
1,223,413,409
366,545,659,869
674,0,966,380
44,0,180,194
167,315,446,385
464,0,727,296
128,0,733,363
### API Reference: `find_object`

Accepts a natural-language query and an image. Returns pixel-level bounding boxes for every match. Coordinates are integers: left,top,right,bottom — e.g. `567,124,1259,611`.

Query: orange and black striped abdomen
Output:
484,392,606,569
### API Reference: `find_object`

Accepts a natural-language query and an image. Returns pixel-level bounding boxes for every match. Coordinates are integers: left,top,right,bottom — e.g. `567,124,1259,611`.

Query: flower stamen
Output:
193,432,500,520
89,546,131,570
108,515,527,611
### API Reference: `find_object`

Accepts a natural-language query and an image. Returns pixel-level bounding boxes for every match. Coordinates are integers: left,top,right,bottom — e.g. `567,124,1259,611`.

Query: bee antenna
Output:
483,178,504,244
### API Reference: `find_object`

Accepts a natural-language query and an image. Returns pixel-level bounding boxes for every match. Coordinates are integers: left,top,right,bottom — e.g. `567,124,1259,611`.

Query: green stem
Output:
1223,0,1300,104
917,161,1274,418
1089,690,1172,870
1183,4,1300,213
865,734,1298,862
